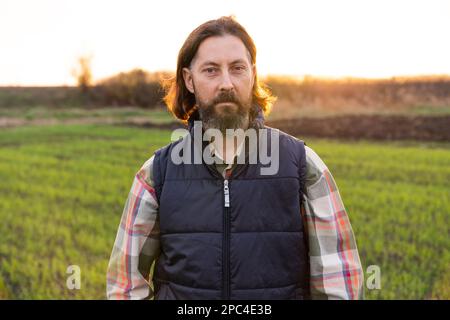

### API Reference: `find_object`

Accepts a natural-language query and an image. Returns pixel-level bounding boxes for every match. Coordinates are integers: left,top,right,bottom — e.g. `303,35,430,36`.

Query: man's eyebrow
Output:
199,61,220,68
199,59,249,68
229,59,248,65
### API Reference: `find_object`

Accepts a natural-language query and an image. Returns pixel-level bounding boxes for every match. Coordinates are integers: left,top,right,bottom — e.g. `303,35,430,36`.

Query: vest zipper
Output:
223,179,230,299
224,179,230,207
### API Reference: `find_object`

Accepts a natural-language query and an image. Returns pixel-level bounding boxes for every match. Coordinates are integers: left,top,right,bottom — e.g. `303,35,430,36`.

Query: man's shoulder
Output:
153,131,190,158
263,126,307,154
304,145,329,187
263,126,327,173
137,155,155,187
264,126,304,142
137,132,186,187
305,145,328,172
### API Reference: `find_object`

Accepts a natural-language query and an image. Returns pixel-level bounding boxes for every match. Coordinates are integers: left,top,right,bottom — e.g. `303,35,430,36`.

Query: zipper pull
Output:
224,179,230,207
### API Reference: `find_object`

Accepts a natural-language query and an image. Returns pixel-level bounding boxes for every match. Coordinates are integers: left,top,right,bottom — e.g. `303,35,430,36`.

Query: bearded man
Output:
107,16,364,300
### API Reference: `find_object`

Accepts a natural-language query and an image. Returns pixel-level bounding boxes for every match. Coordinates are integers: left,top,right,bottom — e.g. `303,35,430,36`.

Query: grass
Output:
0,124,449,299
309,138,450,299
0,106,175,124
409,105,450,116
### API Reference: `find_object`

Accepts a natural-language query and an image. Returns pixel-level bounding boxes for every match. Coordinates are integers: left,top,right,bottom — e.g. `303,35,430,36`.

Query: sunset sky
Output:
1,0,449,85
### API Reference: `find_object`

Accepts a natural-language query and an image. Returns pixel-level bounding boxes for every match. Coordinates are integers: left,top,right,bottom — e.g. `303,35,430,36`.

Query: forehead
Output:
193,34,251,66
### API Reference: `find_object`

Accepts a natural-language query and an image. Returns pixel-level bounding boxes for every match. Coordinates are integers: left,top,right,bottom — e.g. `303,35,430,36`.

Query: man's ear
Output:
182,67,195,94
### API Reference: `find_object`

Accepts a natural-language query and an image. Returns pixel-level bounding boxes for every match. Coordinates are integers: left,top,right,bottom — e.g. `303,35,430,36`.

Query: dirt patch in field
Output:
267,115,450,142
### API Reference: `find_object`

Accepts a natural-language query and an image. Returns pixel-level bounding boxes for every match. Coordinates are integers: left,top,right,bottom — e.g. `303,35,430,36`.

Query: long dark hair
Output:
162,16,276,124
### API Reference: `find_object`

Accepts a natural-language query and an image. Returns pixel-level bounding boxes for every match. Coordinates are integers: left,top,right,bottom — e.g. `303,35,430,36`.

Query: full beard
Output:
197,90,252,134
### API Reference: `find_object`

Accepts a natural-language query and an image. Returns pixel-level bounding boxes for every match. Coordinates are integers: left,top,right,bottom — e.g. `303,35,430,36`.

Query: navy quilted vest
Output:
152,111,309,300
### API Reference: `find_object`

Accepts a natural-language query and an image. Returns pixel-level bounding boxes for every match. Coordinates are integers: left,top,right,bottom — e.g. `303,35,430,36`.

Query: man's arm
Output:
106,155,160,300
302,146,364,300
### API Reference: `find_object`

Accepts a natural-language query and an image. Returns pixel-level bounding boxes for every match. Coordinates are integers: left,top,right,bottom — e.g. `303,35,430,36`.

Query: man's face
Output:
183,34,256,132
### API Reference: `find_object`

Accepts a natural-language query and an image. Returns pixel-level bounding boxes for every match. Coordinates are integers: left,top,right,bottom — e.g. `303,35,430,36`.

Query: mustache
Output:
212,91,240,106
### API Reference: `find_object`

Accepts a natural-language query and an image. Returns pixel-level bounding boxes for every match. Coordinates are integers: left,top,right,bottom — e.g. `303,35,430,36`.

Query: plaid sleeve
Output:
302,146,364,300
106,155,160,300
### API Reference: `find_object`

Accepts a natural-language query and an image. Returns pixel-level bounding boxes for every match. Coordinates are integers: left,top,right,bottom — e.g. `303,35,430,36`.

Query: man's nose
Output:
219,70,234,91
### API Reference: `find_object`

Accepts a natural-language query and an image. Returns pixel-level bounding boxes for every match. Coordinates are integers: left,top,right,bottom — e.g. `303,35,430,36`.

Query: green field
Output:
0,106,175,124
0,124,449,299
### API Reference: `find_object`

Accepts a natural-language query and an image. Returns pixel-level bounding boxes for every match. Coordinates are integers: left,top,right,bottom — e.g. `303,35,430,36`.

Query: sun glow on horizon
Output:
1,0,449,86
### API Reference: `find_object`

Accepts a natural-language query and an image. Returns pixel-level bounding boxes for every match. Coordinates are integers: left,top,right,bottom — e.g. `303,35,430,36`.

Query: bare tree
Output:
72,54,93,94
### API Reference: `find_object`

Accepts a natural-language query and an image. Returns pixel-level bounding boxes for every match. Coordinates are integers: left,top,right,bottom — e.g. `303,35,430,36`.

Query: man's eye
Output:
204,67,217,74
232,65,246,72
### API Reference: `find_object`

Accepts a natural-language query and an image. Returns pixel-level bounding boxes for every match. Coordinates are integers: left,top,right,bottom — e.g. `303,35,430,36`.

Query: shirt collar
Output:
207,136,246,164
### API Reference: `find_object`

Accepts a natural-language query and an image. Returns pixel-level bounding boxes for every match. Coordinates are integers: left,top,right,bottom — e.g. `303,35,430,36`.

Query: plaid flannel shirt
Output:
106,145,364,300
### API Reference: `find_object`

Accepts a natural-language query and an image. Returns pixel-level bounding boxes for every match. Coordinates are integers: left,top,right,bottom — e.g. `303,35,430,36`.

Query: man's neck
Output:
218,134,244,164
207,129,249,165
203,114,250,164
